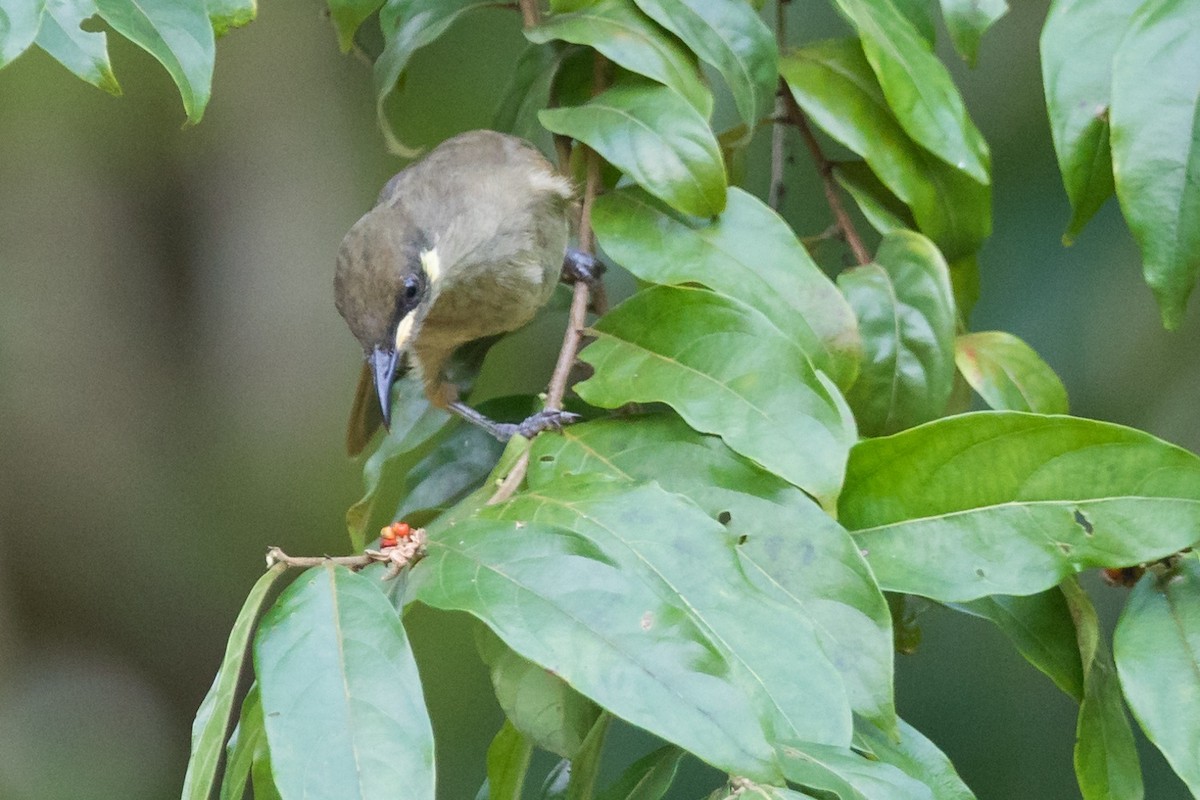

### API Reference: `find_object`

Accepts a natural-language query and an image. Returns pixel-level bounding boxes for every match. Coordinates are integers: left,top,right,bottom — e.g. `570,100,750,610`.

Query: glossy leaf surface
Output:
631,0,776,126
1110,0,1200,328
841,412,1200,601
855,717,976,799
834,161,917,236
96,0,215,122
1114,557,1200,795
782,41,990,260
255,565,435,800
591,186,861,389
540,78,726,217
831,0,990,184
576,285,856,508
219,685,263,800
955,331,1069,414
528,415,894,730
182,564,287,800
938,0,1006,66
528,0,712,117
0,0,44,67
36,0,120,94
838,231,957,436
594,745,683,800
485,720,533,800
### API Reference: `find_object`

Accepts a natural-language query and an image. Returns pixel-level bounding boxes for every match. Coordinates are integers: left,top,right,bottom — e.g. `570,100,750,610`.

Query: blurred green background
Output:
0,2,1195,798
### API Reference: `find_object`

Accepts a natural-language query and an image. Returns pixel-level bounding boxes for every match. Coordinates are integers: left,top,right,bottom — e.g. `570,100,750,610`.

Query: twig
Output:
768,0,790,210
517,0,540,28
487,56,607,506
781,89,872,266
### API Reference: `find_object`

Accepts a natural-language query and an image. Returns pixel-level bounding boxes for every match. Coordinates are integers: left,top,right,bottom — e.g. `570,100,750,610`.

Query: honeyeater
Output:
334,130,595,455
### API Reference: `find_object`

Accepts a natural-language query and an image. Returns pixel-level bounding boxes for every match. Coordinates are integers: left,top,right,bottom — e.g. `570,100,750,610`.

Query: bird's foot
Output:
495,408,583,441
560,248,605,286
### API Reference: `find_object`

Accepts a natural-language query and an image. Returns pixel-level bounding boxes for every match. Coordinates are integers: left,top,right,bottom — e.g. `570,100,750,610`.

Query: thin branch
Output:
768,0,790,210
781,89,872,266
518,0,541,28
488,55,607,506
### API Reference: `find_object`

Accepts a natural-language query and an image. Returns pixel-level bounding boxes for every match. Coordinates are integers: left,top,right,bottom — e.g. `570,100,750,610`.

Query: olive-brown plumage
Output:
335,130,576,454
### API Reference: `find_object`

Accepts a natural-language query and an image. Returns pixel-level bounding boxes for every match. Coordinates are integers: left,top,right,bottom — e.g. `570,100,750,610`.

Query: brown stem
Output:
518,0,541,28
781,89,872,266
768,0,790,211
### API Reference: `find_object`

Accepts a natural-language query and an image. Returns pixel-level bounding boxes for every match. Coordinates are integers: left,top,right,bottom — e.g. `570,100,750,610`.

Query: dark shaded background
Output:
0,2,1195,798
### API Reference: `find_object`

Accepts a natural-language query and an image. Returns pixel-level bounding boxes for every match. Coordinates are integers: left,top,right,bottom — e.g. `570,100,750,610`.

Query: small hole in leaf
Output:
717,511,732,524
1073,508,1094,535
1058,542,1073,555
538,455,555,463
737,534,748,545
975,568,986,578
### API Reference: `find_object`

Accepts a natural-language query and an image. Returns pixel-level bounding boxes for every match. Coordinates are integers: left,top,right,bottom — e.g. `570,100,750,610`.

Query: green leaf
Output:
778,740,937,800
781,41,990,260
0,0,44,68
938,0,1006,66
181,564,287,800
494,43,579,156
539,77,726,217
250,731,284,800
1114,557,1200,795
630,0,777,126
591,186,862,390
254,565,436,800
1039,0,1136,242
576,284,856,509
327,0,382,52
485,720,534,800
830,0,990,184
95,0,215,123
477,626,602,759
346,373,450,549
595,745,683,800
395,414,508,522
410,515,784,781
1110,0,1200,328
528,415,895,732
219,685,263,800
833,161,917,236
486,480,854,748
840,411,1200,602
207,0,254,36
954,331,1069,414
1062,578,1144,800
375,0,493,155
837,230,957,436
951,588,1085,700
855,717,976,799
890,0,936,44
35,0,120,94
527,0,713,117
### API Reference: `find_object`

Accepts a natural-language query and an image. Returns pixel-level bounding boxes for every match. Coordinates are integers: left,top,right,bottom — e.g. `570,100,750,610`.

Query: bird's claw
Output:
494,409,582,441
561,248,605,286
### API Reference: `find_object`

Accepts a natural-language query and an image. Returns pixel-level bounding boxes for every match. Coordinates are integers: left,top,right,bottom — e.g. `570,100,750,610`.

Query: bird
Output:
334,130,597,456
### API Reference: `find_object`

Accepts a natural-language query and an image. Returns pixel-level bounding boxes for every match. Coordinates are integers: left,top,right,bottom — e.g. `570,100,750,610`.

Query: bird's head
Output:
334,204,441,428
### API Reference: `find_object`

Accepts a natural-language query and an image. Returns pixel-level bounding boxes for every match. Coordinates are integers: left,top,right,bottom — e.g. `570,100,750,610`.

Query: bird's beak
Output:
370,345,400,429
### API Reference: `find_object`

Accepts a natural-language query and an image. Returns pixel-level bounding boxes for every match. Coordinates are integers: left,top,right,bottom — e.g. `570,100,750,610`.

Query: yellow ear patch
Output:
419,248,441,285
393,314,416,351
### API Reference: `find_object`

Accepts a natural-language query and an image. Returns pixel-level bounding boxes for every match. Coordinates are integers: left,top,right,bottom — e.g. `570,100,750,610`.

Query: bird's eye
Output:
402,275,420,301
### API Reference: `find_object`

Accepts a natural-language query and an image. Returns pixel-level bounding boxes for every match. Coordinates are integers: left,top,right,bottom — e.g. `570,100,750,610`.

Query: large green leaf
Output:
375,0,493,154
254,565,435,800
476,626,602,759
219,685,263,800
833,161,917,237
830,0,990,185
1110,0,1200,328
952,588,1084,700
527,0,712,117
591,186,861,389
410,516,784,781
954,331,1069,414
35,0,120,94
1114,556,1200,795
494,43,582,157
778,740,937,800
528,415,895,731
575,285,856,509
630,0,776,126
328,0,382,52
838,231,956,436
854,717,976,799
486,480,853,748
539,78,726,217
181,564,288,800
0,0,44,68
781,41,990,260
938,0,1006,66
484,720,533,800
95,0,214,122
840,412,1200,602
594,745,683,800
1039,0,1136,240
1062,578,1144,800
